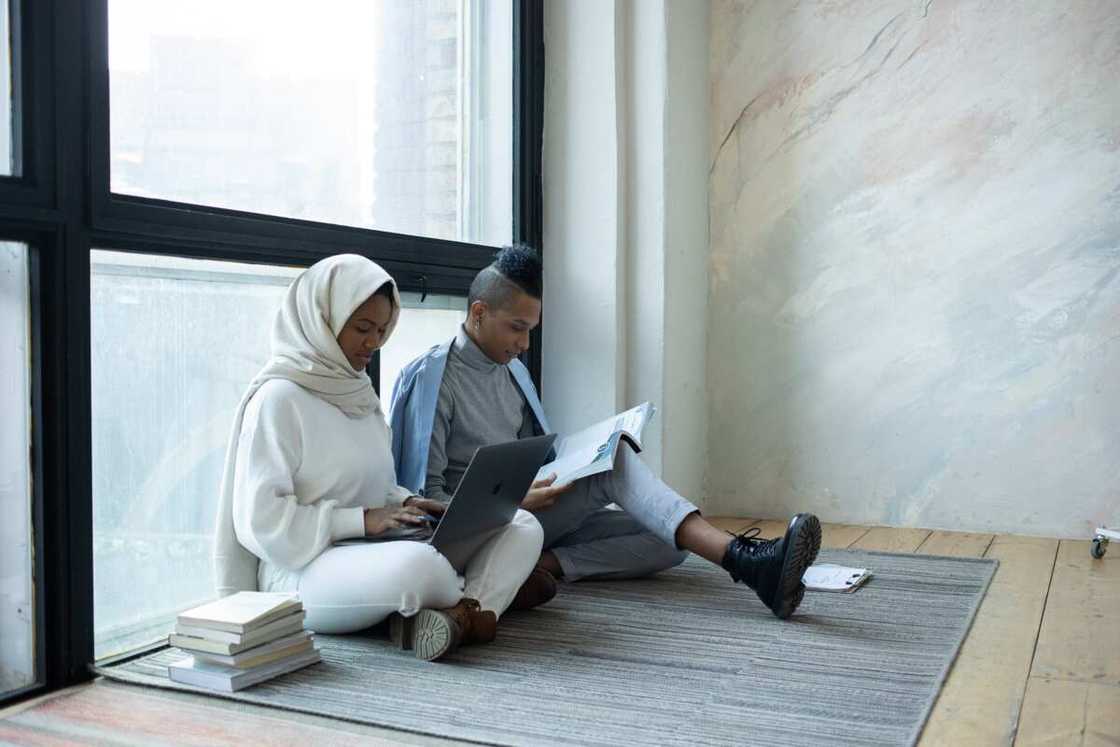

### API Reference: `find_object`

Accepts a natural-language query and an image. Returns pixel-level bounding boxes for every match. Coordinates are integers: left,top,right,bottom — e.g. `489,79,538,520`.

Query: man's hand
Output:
520,473,572,512
402,496,447,517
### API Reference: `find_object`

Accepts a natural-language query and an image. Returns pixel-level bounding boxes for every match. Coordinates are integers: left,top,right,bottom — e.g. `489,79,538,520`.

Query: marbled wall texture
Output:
707,1,1119,537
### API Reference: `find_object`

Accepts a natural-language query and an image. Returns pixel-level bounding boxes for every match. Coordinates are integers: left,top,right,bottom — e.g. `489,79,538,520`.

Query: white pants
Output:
259,510,544,634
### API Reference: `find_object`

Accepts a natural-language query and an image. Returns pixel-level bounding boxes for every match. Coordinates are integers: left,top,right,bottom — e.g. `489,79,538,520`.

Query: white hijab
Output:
213,254,402,596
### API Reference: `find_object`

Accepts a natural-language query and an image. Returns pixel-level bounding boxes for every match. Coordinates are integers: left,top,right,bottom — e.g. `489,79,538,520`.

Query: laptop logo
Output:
491,482,503,495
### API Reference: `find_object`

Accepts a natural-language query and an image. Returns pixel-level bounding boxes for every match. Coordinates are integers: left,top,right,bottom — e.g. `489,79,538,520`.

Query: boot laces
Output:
724,526,784,588
731,527,781,557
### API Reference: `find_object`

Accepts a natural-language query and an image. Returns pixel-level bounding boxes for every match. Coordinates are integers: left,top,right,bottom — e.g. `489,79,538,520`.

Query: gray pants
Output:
534,446,696,581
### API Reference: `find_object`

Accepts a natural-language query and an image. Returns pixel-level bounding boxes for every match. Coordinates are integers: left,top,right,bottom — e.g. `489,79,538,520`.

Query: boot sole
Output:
772,513,823,619
412,609,458,662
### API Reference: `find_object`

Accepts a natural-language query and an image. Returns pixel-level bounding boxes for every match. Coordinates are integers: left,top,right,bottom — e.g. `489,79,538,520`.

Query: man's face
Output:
469,290,541,365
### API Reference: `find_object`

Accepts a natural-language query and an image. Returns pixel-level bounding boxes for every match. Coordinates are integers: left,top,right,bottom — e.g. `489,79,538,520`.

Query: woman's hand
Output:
363,505,432,536
402,496,447,517
520,473,572,512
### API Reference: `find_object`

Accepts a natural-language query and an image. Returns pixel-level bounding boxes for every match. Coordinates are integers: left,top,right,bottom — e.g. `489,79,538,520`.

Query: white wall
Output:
542,0,624,436
543,0,709,503
707,1,1120,538
661,3,709,502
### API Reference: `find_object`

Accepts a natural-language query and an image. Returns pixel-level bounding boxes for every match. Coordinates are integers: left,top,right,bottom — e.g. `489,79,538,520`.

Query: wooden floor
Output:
2,520,1116,746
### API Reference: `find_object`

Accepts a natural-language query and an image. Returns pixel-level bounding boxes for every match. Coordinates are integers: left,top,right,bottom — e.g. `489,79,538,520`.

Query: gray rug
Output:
96,549,996,746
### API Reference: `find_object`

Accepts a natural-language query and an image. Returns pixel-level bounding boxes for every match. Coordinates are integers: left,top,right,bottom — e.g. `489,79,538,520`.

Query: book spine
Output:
169,635,233,655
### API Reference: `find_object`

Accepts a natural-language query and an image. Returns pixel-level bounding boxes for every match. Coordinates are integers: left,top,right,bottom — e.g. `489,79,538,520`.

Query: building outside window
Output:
109,0,511,245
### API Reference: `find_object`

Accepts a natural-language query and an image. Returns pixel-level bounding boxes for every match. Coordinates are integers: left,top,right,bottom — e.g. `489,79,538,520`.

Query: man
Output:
390,245,822,619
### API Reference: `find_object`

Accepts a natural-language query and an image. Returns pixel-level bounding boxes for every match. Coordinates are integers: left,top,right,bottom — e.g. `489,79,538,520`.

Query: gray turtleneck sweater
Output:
424,326,536,504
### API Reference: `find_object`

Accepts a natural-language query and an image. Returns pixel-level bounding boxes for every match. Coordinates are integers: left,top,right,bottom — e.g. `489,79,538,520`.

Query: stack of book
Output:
167,592,320,692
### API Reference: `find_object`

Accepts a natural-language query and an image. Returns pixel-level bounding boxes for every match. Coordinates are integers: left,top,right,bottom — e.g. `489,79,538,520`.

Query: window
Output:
90,253,467,658
1,0,13,175
0,0,540,702
108,0,513,246
90,252,299,658
380,292,467,395
0,243,34,695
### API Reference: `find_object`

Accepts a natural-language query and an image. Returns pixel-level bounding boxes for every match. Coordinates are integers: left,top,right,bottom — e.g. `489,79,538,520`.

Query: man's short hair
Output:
468,244,542,309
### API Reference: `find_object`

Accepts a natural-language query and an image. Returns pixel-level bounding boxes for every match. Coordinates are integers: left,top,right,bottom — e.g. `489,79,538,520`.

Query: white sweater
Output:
232,379,411,576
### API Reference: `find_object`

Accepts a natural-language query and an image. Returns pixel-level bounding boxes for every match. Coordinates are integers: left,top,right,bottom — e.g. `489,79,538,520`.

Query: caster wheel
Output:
1091,537,1107,559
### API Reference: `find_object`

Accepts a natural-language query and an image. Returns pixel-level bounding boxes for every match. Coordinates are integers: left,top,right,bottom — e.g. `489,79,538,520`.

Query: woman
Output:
212,254,544,661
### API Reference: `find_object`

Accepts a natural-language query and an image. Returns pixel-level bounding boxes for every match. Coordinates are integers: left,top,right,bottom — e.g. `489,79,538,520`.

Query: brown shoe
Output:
443,598,497,645
399,598,498,662
509,566,558,611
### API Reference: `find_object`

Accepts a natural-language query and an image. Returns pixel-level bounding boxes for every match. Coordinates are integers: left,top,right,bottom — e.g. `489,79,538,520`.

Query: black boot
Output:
722,513,822,619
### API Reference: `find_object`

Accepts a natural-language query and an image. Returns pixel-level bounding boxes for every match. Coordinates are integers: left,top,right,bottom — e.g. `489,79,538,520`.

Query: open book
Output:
536,402,655,486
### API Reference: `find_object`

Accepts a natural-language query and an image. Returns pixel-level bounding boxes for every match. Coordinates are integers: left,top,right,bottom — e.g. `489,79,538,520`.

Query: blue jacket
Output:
388,337,552,496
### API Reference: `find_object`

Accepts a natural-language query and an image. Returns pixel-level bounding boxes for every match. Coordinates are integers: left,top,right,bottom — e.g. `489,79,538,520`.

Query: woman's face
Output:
337,293,394,371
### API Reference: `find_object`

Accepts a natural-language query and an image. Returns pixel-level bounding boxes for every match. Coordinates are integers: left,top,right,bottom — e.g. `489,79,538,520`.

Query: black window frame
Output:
0,0,544,707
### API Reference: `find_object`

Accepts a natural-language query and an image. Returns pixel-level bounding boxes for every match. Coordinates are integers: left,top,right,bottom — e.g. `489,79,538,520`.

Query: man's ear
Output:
468,300,489,327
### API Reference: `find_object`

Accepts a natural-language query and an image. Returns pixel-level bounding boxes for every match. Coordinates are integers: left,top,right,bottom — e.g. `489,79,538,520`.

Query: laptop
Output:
338,434,556,573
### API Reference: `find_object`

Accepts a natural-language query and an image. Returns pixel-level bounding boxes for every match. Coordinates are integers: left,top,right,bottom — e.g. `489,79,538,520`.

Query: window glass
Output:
91,251,300,658
1,242,34,694
91,251,467,658
109,0,512,246
380,292,467,396
1,0,13,175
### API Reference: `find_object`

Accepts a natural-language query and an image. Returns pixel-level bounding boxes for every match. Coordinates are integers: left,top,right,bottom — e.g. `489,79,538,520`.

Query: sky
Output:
108,0,383,77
